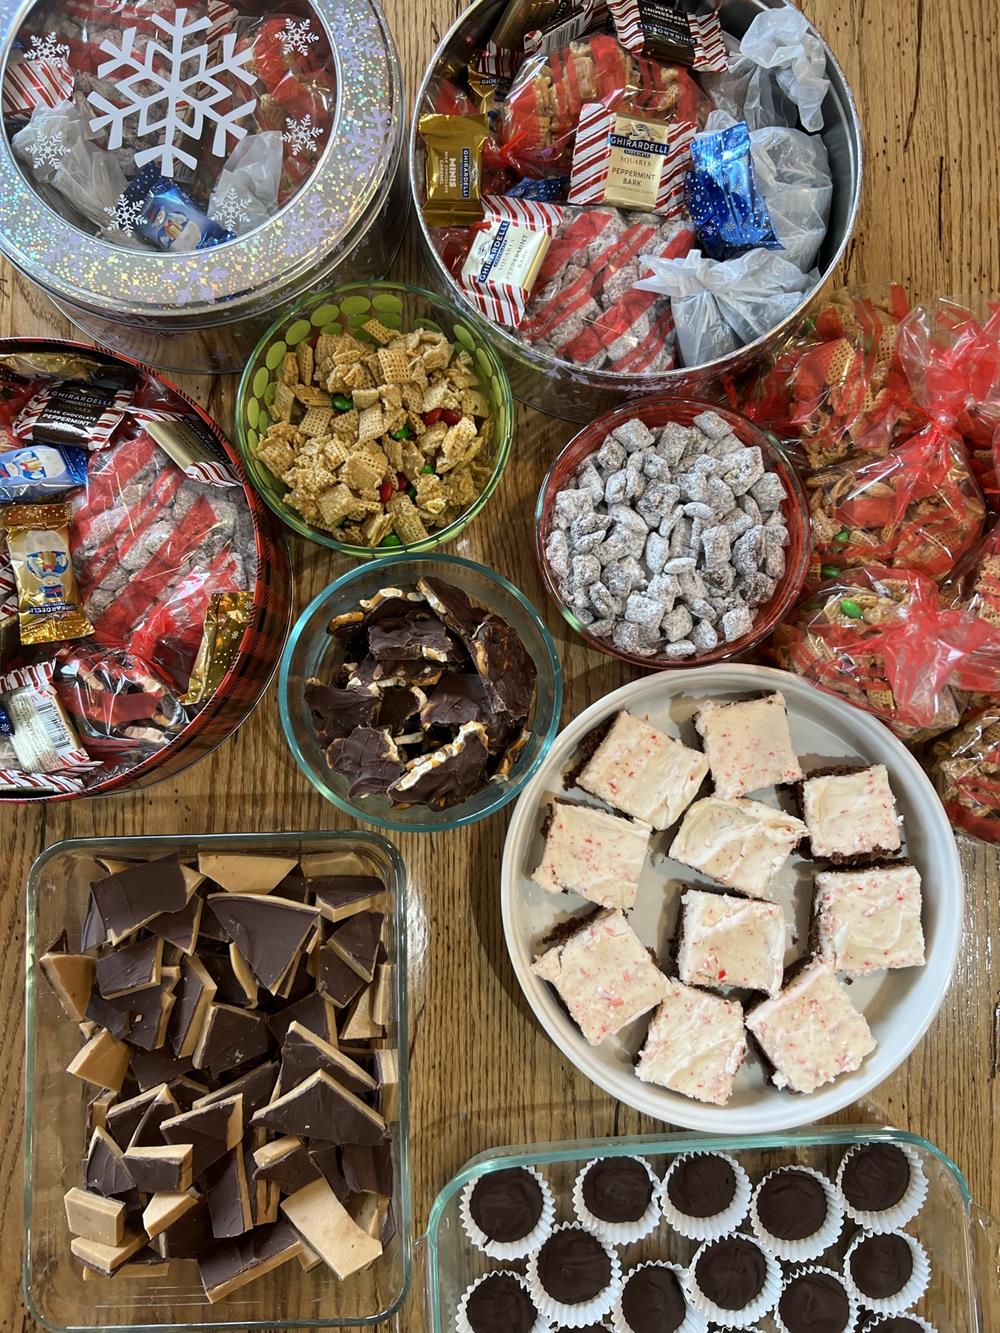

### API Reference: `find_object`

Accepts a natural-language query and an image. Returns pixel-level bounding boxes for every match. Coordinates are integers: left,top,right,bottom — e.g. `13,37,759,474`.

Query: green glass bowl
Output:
235,281,515,557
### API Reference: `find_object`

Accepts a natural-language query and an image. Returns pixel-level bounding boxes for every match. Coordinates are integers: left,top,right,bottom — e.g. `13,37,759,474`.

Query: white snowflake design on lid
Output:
278,17,319,58
103,193,146,238
27,31,71,63
29,130,69,171
86,7,260,177
282,113,324,156
211,186,252,232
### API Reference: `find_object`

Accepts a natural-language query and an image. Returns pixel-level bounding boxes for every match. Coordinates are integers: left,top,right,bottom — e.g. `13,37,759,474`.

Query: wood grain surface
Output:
2,1,999,1328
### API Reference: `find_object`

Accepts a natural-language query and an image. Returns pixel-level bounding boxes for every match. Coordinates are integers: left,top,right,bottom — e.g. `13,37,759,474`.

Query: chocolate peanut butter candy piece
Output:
105,1087,163,1150
778,1270,851,1333
40,946,95,1022
167,956,217,1060
327,911,384,983
278,1022,376,1100
280,1176,382,1281
317,946,367,1009
193,1062,278,1121
621,1264,688,1333
129,1086,180,1148
85,991,135,1042
96,935,164,999
204,1149,253,1240
694,1237,766,1310
253,1136,321,1196
756,1169,829,1240
267,990,339,1046
86,1127,136,1198
388,721,490,810
311,875,386,924
841,1143,911,1212
155,1195,213,1259
197,854,299,896
253,1069,386,1146
465,1273,539,1333
309,1143,352,1199
582,1157,654,1223
305,680,380,743
123,1144,193,1194
536,1228,613,1304
130,1045,193,1090
326,727,406,798
91,857,201,944
193,1004,269,1077
471,614,537,721
469,1167,544,1243
849,1232,913,1299
148,895,203,955
197,1216,303,1303
161,1095,244,1178
666,1154,737,1218
341,1141,393,1197
207,894,317,993
368,610,459,664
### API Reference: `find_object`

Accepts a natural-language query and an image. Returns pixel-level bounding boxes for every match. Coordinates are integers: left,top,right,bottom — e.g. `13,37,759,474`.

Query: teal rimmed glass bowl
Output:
278,555,564,832
236,282,515,557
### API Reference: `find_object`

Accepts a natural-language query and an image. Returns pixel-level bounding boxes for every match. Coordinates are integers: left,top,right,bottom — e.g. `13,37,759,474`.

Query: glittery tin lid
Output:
0,0,402,318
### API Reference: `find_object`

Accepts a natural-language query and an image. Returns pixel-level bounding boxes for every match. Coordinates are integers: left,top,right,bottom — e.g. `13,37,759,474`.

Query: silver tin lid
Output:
0,0,403,319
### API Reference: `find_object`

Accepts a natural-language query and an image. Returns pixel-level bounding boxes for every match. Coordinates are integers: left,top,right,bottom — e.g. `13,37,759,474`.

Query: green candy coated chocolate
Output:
389,424,414,441
835,530,852,544
332,394,352,412
420,464,435,475
821,565,840,578
840,599,864,618
380,534,402,548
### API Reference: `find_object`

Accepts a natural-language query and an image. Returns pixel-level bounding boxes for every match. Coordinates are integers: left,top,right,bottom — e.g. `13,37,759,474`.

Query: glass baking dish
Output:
424,1128,1000,1333
24,831,411,1331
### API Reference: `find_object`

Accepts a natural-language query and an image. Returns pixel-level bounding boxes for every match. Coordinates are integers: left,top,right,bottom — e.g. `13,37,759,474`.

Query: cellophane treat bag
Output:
929,707,1000,845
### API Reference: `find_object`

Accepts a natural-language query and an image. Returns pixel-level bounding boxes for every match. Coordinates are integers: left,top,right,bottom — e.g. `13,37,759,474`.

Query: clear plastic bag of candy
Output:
702,6,830,133
770,565,1000,742
929,707,1000,845
53,643,188,758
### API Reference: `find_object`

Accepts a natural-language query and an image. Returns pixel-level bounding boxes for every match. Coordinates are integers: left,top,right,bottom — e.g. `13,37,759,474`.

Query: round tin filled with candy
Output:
0,337,292,802
0,0,407,373
410,0,862,422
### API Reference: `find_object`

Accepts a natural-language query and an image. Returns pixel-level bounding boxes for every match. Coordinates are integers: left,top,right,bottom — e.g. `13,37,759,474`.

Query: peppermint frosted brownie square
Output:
677,889,786,996
813,864,925,975
695,693,803,800
574,711,709,830
636,978,747,1105
801,764,903,862
746,960,876,1094
531,908,668,1046
531,798,651,910
668,796,807,899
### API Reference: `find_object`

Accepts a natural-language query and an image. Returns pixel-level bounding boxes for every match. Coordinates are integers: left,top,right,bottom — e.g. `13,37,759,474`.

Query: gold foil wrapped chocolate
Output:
181,590,254,705
1,501,94,645
418,114,490,226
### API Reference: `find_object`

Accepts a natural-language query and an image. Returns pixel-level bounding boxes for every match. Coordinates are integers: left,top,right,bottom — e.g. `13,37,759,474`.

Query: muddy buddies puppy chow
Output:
544,413,791,658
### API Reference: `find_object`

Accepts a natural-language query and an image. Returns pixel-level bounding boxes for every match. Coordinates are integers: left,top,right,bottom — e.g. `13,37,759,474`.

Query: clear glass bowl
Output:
424,1128,999,1333
235,282,515,556
24,830,411,1332
534,396,811,669
278,554,563,832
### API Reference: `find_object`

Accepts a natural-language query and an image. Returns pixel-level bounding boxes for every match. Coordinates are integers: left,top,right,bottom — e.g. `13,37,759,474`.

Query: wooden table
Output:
2,1,999,1327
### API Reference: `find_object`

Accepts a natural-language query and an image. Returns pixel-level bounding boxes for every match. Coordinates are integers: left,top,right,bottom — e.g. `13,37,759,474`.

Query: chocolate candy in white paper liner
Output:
455,1269,551,1333
860,1317,938,1333
611,1261,707,1333
659,1151,752,1242
738,7,831,134
525,1222,623,1329
843,1229,931,1317
835,1142,929,1234
459,1163,556,1261
749,1164,844,1263
572,1155,661,1246
687,1232,781,1329
772,1264,860,1333
208,131,283,236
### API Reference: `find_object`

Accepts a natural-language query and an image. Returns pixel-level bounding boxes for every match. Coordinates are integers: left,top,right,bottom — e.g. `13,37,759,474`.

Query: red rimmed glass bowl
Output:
534,396,811,669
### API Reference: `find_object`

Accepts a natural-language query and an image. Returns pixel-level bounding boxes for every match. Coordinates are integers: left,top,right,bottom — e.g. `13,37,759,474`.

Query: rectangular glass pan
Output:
425,1128,998,1333
24,831,411,1332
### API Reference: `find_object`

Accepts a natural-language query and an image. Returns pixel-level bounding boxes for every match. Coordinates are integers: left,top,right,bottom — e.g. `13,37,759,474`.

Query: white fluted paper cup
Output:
843,1229,931,1317
749,1165,844,1262
573,1156,661,1246
455,1269,551,1333
611,1262,707,1333
688,1233,780,1329
661,1153,752,1242
773,1265,859,1333
836,1143,928,1233
526,1223,622,1329
860,1317,938,1332
460,1164,556,1261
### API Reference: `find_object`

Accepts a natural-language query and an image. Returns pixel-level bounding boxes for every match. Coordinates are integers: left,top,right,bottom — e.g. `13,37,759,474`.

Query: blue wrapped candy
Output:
685,120,780,261
0,443,87,502
508,176,570,202
125,164,235,253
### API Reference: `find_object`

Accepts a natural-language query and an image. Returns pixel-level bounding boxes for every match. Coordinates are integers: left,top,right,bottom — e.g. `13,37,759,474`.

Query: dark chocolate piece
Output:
107,981,172,1052
207,894,317,993
167,955,215,1058
252,1069,386,1145
367,612,457,664
197,1217,301,1299
194,1062,278,1121
417,576,482,639
161,1095,242,1177
377,684,423,735
253,1138,320,1196
273,869,311,902
128,1086,179,1148
755,1169,829,1240
155,1196,213,1259
535,1228,612,1305
81,894,108,951
778,1270,851,1333
420,672,494,730
311,875,386,924
309,1143,351,1200
693,1237,766,1311
305,680,379,742
130,1045,193,1090
666,1153,737,1219
341,1141,393,1197
95,935,162,998
840,1143,911,1213
91,857,192,942
471,614,536,721
148,896,203,955
317,946,367,1009
105,1088,162,1150
169,1075,210,1112
388,722,490,810
194,1004,269,1076
124,1145,192,1193
85,991,135,1041
326,911,383,983
861,1321,925,1333
621,1264,688,1333
200,950,256,1008
848,1232,913,1299
325,727,405,798
204,1149,253,1239
278,1022,376,1098
469,1167,543,1243
267,990,338,1046
465,1272,538,1333
85,1127,136,1198
581,1157,653,1224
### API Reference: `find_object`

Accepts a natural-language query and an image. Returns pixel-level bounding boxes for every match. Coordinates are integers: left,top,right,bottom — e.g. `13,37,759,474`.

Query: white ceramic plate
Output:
501,665,964,1134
